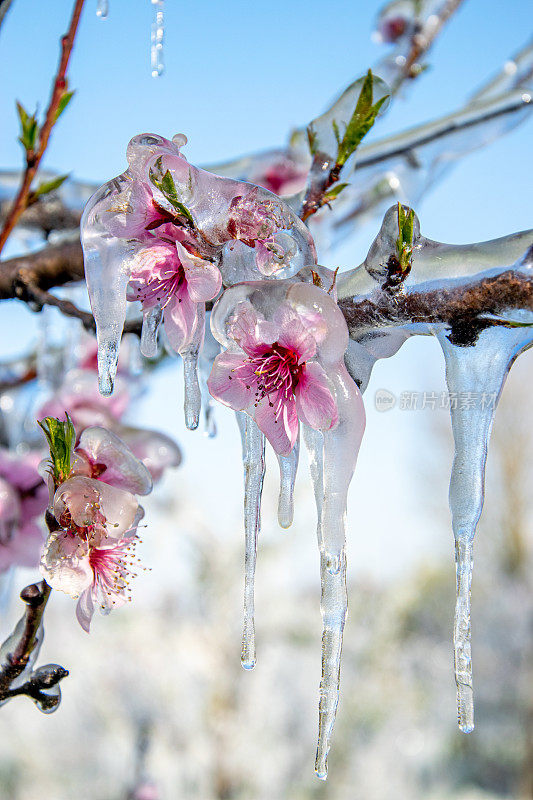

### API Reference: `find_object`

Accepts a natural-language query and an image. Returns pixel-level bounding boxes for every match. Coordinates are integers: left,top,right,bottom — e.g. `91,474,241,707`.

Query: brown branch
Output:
339,261,533,345
0,238,143,335
0,0,85,255
0,580,52,698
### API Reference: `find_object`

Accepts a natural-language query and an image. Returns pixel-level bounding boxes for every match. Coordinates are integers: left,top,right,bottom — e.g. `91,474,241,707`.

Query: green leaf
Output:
331,70,389,167
54,89,75,122
149,166,195,226
396,202,416,273
33,174,69,198
323,182,348,202
306,124,318,155
353,69,374,119
16,101,39,153
38,414,76,485
336,93,388,166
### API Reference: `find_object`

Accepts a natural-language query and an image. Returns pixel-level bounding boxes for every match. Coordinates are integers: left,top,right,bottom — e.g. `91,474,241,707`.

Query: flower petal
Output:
164,291,197,354
177,242,221,303
76,427,153,496
40,531,93,598
207,353,253,410
254,394,298,456
274,304,316,361
295,361,338,431
76,587,95,633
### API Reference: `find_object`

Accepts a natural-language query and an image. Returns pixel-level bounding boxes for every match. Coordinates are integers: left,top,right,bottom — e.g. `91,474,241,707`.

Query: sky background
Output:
0,0,532,582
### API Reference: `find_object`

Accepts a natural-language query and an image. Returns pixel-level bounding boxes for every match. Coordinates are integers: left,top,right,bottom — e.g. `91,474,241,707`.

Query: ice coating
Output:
437,318,533,732
332,88,532,245
210,279,365,774
81,133,316,415
96,0,108,19
150,0,165,78
337,206,533,732
276,435,299,529
240,415,265,670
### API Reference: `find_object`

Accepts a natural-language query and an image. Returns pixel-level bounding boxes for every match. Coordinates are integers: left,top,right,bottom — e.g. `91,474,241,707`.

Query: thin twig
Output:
0,0,85,255
394,0,466,91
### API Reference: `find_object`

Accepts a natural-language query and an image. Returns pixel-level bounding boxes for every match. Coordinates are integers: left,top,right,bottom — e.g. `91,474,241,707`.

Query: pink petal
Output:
274,304,316,362
177,242,222,303
76,588,95,633
40,531,93,598
207,353,253,410
164,292,197,354
76,427,153,496
254,394,298,456
228,303,276,356
295,361,338,431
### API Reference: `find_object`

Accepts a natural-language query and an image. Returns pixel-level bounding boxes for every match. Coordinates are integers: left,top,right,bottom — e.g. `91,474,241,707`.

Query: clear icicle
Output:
181,305,205,430
437,324,532,733
276,434,299,529
96,0,108,19
303,425,346,781
240,416,265,670
140,305,162,358
150,0,165,78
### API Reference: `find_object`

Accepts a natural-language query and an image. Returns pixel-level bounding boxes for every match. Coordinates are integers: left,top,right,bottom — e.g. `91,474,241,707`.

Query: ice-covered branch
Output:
0,543,68,714
0,0,85,255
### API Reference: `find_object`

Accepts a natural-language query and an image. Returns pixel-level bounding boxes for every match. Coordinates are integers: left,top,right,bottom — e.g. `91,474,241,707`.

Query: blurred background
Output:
0,1,531,798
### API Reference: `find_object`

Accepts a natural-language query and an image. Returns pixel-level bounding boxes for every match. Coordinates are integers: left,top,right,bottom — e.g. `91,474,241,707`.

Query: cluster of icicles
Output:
96,0,165,77
81,129,533,777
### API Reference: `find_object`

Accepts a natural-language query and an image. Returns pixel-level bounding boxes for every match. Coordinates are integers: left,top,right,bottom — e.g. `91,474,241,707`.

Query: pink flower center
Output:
131,263,186,308
89,539,139,605
235,343,302,420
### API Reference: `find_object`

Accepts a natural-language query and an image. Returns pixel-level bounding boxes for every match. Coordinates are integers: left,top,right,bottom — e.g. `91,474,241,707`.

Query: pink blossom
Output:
251,158,308,197
40,529,141,632
128,240,221,353
53,476,140,543
102,180,185,243
208,303,338,455
0,451,47,573
73,427,153,496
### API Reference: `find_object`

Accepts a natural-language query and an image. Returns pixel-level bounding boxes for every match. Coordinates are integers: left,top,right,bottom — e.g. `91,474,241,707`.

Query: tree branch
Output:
339,256,533,345
0,238,143,335
392,0,466,90
0,0,85,255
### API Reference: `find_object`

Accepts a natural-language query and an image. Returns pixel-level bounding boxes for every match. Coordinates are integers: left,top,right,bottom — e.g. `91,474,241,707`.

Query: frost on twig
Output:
0,574,67,714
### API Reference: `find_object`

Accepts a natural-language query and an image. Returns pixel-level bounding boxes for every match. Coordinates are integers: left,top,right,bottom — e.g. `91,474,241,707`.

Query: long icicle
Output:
182,305,205,430
303,424,344,780
276,434,299,529
240,415,266,670
438,326,531,732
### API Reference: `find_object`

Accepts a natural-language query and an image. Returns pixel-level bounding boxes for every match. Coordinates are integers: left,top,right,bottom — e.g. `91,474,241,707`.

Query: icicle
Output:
96,0,108,19
140,305,162,358
437,323,532,733
240,416,265,670
150,0,165,78
276,434,299,529
181,305,205,430
198,318,220,438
